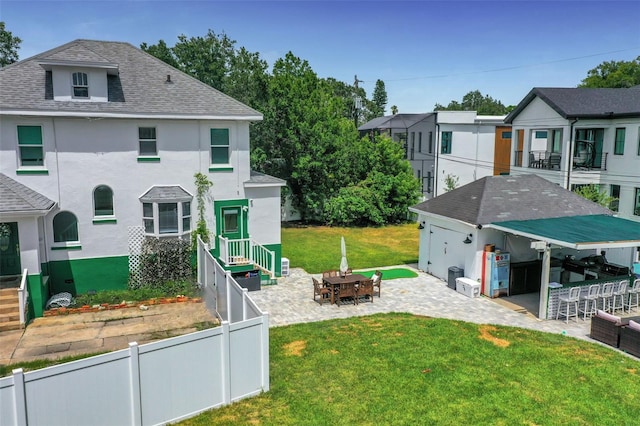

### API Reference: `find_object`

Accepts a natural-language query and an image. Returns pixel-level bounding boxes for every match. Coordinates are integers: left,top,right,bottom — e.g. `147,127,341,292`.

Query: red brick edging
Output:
43,297,203,317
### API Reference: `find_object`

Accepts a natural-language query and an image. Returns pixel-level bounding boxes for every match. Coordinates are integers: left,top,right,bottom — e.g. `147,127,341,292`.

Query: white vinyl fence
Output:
0,237,269,426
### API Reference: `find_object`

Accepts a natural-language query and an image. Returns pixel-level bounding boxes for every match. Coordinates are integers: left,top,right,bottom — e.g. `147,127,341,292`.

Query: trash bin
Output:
231,269,261,291
447,266,464,290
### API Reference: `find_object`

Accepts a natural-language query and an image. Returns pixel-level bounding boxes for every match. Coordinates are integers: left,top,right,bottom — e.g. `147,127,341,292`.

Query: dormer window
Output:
72,72,89,98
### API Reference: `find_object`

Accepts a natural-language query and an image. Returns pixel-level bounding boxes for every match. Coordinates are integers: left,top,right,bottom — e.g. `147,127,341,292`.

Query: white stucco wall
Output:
245,186,283,245
435,122,499,196
51,66,109,103
0,115,279,262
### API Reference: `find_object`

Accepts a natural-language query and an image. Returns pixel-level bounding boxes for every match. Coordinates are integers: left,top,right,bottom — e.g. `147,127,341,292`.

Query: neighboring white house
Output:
358,113,437,198
505,86,640,221
410,174,640,319
435,111,510,197
358,111,511,200
0,39,285,318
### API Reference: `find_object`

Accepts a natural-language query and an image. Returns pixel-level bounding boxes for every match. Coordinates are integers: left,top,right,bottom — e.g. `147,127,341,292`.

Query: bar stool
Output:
625,278,640,313
579,284,600,320
598,282,615,312
556,286,581,323
611,280,628,314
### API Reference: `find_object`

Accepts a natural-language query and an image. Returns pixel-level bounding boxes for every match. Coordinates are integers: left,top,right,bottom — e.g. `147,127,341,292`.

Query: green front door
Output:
0,222,21,276
214,200,249,240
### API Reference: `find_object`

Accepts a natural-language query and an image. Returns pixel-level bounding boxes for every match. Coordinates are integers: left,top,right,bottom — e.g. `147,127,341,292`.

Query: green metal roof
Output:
488,215,640,249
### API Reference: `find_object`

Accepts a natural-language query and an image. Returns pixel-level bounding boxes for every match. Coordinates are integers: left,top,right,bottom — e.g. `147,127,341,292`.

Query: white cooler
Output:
455,277,480,298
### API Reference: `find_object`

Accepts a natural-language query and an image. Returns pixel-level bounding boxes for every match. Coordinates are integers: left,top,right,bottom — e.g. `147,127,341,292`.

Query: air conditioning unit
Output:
281,257,290,277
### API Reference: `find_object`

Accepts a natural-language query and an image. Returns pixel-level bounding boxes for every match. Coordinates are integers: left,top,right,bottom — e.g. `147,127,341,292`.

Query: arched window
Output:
53,211,79,242
72,72,88,98
93,185,114,217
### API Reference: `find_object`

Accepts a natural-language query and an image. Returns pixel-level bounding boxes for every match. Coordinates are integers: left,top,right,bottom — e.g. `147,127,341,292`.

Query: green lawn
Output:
181,313,640,425
282,223,419,273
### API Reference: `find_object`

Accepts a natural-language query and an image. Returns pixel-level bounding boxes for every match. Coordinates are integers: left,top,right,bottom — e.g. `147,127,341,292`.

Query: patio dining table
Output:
322,274,368,305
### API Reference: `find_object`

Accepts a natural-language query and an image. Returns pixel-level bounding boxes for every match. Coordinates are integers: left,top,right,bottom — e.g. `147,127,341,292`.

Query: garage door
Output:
428,225,466,281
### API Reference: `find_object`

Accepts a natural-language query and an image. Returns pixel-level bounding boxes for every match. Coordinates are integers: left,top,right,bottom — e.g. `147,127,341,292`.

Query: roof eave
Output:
0,109,263,121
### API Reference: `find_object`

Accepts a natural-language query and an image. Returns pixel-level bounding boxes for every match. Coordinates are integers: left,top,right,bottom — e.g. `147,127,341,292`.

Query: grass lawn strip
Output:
180,313,640,425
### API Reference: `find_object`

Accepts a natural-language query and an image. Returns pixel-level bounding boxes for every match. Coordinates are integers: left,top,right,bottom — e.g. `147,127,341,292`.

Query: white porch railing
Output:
218,236,276,278
17,268,28,327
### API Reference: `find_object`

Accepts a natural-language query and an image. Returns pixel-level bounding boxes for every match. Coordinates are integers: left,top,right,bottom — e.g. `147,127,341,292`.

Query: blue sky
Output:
2,0,640,113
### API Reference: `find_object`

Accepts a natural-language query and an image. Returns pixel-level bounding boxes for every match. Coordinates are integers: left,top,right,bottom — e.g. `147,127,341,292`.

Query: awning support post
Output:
538,244,551,320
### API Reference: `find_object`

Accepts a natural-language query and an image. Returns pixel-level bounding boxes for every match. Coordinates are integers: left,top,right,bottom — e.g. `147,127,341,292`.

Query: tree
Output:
444,174,459,192
140,39,179,68
0,22,21,67
579,56,640,88
390,105,398,114
324,134,421,226
434,90,508,115
573,184,616,208
370,79,388,118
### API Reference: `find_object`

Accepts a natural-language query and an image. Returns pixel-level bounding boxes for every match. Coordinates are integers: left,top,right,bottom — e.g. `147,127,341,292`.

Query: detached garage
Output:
410,174,640,319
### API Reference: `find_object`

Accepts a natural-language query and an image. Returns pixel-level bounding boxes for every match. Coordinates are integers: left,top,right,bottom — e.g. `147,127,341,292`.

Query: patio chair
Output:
546,153,561,170
322,270,338,278
372,270,383,298
578,284,600,320
556,286,581,323
355,279,374,304
624,278,640,313
610,280,628,314
598,282,615,312
336,281,356,306
313,277,331,305
528,152,540,168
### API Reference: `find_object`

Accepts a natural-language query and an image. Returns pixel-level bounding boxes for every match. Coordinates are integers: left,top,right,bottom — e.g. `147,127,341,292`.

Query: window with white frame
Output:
53,211,79,243
210,128,230,164
635,188,640,217
17,125,44,167
138,127,157,156
72,72,89,98
93,185,114,217
140,186,192,236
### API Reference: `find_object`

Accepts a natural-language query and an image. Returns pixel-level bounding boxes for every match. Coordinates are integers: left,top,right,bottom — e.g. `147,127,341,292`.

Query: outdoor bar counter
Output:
546,276,634,320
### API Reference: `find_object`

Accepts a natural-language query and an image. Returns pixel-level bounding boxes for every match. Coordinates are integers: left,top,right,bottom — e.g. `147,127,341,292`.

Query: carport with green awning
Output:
485,215,640,319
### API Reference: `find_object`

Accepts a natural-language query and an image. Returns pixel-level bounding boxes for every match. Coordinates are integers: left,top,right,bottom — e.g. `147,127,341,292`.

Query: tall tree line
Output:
141,31,418,225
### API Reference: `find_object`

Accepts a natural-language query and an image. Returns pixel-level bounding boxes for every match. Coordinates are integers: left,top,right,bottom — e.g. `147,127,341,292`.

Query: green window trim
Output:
92,218,117,224
137,156,161,162
51,244,82,251
210,128,230,165
208,166,234,172
17,169,49,175
17,125,44,167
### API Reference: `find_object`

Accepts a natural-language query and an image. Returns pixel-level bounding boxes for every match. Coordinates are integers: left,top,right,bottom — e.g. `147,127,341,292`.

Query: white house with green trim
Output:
0,39,285,322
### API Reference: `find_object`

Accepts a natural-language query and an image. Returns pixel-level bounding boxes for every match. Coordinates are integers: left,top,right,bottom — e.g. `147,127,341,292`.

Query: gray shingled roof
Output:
505,86,640,123
358,113,434,131
0,39,262,118
246,170,286,186
0,173,56,214
410,174,612,226
139,186,192,202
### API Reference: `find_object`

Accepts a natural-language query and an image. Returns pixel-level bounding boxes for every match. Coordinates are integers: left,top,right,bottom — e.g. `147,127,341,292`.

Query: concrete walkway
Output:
251,265,597,340
0,302,216,365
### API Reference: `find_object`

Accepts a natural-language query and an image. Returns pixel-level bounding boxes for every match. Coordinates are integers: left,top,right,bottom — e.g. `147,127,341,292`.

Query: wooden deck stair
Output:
0,288,21,332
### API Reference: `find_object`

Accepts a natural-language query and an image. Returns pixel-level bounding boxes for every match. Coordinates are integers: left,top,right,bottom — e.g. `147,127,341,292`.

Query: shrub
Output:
136,237,192,288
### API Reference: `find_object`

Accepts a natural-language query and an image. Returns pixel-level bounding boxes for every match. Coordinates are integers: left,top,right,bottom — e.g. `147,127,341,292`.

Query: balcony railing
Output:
514,151,608,171
218,236,276,278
